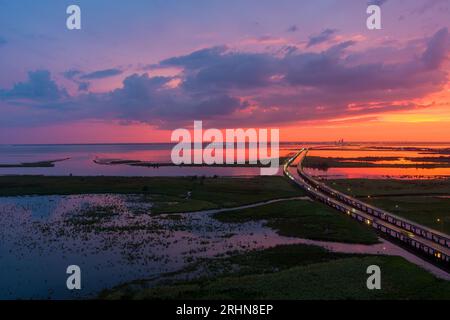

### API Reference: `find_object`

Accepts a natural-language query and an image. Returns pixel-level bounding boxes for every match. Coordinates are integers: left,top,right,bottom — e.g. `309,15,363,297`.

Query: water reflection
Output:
1,194,448,299
305,167,450,180
0,194,318,299
0,144,294,176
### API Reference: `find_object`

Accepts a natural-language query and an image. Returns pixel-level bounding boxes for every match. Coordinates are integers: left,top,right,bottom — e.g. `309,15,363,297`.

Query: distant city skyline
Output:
0,0,449,143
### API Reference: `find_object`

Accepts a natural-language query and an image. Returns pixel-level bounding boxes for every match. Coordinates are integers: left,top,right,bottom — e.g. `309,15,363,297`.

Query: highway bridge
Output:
283,148,450,269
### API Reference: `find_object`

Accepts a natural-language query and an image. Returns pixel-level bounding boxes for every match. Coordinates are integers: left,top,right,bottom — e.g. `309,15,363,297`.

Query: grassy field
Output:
327,179,450,234
365,196,450,234
328,178,450,197
214,200,379,244
0,175,304,214
101,244,450,300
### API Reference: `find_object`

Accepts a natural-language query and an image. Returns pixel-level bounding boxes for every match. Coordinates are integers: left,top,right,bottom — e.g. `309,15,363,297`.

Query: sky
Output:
0,0,449,143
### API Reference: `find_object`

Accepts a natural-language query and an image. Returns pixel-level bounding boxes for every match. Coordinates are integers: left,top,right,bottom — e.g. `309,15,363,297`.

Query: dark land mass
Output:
94,156,291,168
0,158,70,168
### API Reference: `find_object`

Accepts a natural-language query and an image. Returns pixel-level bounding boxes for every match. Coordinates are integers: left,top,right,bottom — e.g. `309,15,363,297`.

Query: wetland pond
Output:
1,194,448,299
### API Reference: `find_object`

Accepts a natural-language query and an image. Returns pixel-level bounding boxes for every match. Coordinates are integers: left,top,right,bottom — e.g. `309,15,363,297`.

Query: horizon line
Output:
2,141,450,146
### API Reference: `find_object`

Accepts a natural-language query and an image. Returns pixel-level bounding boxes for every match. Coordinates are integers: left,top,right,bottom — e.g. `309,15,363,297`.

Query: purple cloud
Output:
421,27,449,69
80,68,123,80
78,82,90,92
306,29,337,48
0,70,68,102
0,28,448,129
368,0,388,6
412,0,448,14
287,25,298,33
63,69,82,80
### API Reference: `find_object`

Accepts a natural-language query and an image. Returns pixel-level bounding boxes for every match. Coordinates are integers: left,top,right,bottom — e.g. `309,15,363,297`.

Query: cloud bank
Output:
0,28,449,129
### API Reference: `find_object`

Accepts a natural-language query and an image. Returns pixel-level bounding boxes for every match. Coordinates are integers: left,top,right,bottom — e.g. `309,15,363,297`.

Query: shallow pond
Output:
0,194,316,299
1,194,448,299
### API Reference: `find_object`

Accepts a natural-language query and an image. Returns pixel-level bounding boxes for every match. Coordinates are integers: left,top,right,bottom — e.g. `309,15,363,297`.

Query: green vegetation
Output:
366,196,450,234
0,175,303,214
326,179,450,234
101,244,450,300
225,244,350,272
328,178,450,197
214,200,379,244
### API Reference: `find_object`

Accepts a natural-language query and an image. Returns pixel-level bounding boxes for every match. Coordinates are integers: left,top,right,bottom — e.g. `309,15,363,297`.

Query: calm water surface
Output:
0,194,315,299
1,195,448,299
2,142,450,178
306,144,450,179
0,143,296,176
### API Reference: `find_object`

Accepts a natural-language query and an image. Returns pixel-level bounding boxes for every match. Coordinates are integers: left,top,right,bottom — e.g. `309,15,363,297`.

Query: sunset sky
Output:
0,0,449,143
